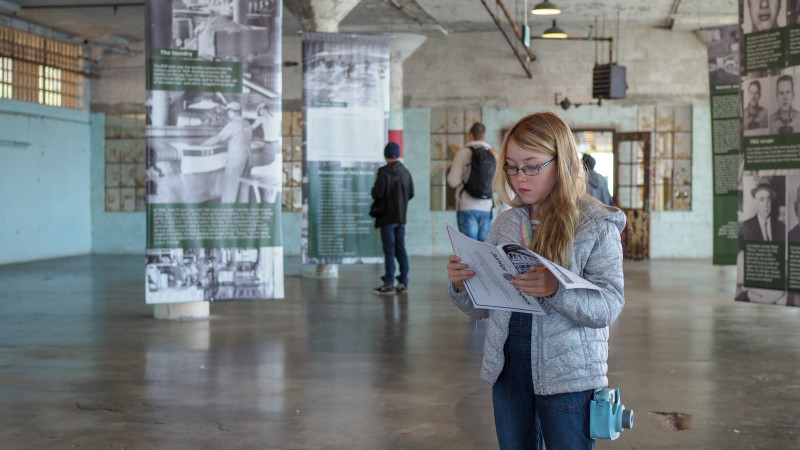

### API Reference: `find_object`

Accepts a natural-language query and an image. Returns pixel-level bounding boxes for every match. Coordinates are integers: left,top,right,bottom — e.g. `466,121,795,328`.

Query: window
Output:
648,105,692,211
0,25,83,109
0,57,11,98
622,105,693,211
281,110,302,212
430,108,482,211
38,65,62,107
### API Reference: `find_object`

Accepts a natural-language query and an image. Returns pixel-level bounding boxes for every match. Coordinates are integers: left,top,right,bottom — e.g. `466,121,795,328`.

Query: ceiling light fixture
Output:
531,0,560,15
542,20,567,39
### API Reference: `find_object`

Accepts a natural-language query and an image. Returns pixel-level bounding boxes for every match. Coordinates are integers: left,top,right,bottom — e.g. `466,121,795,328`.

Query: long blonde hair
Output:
493,112,588,266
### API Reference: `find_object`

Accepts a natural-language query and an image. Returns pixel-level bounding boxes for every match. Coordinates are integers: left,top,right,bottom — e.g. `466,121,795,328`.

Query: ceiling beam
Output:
480,0,533,78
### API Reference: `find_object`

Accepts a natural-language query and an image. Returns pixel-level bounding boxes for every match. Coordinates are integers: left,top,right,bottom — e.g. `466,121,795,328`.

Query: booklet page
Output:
445,222,602,314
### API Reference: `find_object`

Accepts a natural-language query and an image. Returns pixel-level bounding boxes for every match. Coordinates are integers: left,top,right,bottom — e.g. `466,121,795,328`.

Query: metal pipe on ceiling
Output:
479,0,533,78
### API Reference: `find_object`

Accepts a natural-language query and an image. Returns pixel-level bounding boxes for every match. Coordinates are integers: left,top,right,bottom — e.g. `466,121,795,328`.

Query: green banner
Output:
743,242,785,290
148,203,281,249
305,165,382,260
714,195,740,265
743,134,800,169
147,58,242,92
707,25,741,266
743,29,786,73
301,32,391,264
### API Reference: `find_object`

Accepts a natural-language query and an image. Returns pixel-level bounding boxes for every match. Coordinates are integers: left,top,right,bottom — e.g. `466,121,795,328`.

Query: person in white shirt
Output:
447,122,498,242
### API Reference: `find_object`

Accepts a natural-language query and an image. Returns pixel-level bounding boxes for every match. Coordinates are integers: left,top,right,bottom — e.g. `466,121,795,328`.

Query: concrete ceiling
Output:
0,0,738,53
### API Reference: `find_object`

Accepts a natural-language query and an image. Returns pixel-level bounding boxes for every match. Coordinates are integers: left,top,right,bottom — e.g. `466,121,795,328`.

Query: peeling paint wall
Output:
400,27,709,108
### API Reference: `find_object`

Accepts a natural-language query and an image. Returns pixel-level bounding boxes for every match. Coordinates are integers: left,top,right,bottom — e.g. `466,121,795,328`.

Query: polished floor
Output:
1,255,799,449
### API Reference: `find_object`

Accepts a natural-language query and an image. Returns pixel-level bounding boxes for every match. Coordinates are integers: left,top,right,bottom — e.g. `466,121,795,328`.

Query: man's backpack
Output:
463,145,496,199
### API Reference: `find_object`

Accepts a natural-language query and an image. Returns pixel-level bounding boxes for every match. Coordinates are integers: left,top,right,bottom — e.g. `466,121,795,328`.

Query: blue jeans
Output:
492,312,595,450
380,224,408,285
457,210,492,242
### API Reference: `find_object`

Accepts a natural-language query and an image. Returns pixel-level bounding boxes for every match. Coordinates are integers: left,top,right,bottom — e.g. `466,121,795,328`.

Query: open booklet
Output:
445,222,601,314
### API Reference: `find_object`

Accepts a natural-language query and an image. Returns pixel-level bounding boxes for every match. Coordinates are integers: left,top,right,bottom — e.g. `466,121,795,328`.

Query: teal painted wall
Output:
0,100,92,264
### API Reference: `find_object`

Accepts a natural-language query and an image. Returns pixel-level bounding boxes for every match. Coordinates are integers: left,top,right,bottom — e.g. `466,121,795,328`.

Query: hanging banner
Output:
735,0,800,306
144,0,284,303
707,25,742,266
301,32,390,264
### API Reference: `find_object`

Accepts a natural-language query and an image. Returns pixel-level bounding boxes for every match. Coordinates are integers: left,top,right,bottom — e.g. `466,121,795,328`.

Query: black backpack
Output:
463,145,496,199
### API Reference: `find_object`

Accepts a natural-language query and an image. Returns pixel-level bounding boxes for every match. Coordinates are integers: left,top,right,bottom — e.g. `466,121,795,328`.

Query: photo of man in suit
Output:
740,176,786,242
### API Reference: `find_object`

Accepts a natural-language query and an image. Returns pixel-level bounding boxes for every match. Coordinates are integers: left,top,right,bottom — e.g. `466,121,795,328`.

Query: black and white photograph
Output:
741,0,785,33
302,33,390,109
768,71,800,134
787,0,800,25
739,173,786,242
706,25,740,86
736,173,787,305
742,75,770,136
788,176,800,242
500,243,544,274
146,246,282,302
146,0,282,205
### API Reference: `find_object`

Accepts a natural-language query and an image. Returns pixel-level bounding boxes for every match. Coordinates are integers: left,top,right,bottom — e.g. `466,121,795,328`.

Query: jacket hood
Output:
580,198,626,233
503,197,626,233
383,160,406,174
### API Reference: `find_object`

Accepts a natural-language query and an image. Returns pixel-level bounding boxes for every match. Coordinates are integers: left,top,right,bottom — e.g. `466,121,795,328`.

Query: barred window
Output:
0,56,11,98
0,25,83,109
39,65,62,107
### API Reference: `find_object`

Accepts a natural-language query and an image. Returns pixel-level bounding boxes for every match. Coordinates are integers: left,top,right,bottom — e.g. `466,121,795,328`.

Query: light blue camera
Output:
589,388,633,440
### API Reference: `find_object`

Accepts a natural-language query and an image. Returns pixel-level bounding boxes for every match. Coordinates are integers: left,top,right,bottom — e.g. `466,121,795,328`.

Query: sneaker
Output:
395,283,407,294
373,284,395,295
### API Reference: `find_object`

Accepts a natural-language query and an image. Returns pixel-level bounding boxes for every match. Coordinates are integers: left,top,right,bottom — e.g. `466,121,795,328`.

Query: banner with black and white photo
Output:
144,0,284,303
301,32,390,264
735,0,800,307
706,25,741,266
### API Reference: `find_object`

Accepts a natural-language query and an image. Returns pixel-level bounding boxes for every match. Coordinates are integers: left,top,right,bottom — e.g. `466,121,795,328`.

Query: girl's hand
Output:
447,255,474,292
510,266,559,298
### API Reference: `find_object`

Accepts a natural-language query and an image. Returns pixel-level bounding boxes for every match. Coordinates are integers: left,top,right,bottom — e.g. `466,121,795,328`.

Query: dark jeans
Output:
380,224,408,285
492,312,595,450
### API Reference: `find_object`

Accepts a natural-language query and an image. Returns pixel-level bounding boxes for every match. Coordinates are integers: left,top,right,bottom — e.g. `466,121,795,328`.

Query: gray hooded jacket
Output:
447,199,626,395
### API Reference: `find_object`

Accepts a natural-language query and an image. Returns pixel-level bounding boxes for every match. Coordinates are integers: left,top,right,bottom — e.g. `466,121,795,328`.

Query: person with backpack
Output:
371,142,414,295
447,122,498,242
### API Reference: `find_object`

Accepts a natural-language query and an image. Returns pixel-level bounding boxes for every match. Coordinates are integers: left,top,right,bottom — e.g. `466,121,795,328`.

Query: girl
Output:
446,112,626,449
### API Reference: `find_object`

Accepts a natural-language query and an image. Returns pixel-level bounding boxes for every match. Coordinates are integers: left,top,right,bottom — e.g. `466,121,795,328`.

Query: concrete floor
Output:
1,255,798,449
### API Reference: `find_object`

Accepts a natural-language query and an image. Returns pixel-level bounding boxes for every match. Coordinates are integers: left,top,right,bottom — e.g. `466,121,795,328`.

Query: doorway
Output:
614,132,651,260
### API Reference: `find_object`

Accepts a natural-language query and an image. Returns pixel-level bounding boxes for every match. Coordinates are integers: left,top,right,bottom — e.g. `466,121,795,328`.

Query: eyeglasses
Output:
503,158,556,176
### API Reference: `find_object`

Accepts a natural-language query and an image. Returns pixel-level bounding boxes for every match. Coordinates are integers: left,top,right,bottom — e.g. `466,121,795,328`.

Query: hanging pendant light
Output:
542,20,567,39
531,0,561,15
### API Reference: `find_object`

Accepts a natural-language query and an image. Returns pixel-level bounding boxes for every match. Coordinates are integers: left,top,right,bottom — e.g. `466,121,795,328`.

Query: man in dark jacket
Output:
371,142,414,295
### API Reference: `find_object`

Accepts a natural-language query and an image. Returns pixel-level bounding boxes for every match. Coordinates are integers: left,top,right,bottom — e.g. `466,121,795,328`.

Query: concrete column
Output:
284,0,362,33
388,33,426,153
286,0,361,279
153,302,210,320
